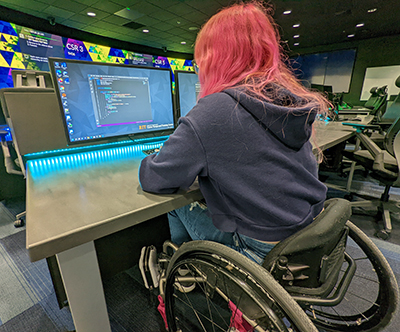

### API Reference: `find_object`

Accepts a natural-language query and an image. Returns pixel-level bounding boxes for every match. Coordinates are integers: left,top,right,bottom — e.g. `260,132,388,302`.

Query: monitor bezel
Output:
48,57,176,146
174,69,199,120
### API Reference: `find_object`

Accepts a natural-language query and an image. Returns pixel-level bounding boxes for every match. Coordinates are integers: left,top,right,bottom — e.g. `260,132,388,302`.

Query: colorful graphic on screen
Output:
0,19,195,90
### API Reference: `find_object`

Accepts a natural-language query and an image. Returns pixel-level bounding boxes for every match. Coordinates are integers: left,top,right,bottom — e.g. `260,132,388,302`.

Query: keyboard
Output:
142,148,160,156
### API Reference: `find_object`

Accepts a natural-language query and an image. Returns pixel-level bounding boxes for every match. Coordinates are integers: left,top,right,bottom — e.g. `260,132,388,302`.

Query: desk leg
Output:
56,241,112,332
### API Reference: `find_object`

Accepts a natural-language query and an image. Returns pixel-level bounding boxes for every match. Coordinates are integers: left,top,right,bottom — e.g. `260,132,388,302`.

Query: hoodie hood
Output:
224,87,318,150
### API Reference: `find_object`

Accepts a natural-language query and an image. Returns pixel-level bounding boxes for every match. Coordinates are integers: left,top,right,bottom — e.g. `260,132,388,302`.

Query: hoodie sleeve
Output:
139,117,207,194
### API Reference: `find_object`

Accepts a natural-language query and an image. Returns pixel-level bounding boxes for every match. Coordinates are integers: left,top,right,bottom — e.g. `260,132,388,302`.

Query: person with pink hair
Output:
139,1,328,264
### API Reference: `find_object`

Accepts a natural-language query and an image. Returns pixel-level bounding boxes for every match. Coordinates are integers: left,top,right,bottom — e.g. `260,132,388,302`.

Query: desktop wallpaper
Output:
0,19,194,89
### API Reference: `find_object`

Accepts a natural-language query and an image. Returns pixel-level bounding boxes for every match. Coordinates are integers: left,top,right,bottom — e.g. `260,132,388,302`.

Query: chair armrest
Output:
342,122,381,132
356,132,398,179
392,133,400,186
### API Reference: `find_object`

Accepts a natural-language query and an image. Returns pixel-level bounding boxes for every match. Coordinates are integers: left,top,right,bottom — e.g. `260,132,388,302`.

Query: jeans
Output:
168,203,276,264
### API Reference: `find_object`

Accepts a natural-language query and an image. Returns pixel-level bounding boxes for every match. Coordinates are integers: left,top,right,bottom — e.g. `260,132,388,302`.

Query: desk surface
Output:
313,121,355,152
26,121,354,262
26,144,203,261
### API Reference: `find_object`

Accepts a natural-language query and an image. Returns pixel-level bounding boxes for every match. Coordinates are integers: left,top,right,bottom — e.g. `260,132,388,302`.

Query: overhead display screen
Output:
0,19,194,89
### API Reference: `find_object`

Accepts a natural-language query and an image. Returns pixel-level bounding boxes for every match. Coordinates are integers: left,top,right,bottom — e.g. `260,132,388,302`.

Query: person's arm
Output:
139,117,207,194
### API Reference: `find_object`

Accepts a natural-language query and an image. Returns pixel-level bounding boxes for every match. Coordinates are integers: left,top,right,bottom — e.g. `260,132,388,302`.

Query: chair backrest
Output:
364,87,379,109
381,76,400,122
369,85,388,119
11,70,53,89
0,88,68,174
383,110,400,157
262,198,351,297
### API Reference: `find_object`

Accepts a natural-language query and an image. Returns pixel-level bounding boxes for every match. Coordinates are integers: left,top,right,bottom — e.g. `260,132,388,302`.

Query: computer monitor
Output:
174,70,200,118
48,57,175,146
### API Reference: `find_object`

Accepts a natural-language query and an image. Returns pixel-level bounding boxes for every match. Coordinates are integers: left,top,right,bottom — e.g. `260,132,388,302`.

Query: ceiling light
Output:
294,42,299,46
293,34,300,38
347,34,355,38
142,29,149,33
87,12,96,17
292,24,300,28
181,41,186,45
356,23,364,28
367,8,377,13
283,10,292,15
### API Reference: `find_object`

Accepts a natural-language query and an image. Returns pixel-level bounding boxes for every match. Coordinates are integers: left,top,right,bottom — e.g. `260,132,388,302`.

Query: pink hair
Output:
194,1,329,113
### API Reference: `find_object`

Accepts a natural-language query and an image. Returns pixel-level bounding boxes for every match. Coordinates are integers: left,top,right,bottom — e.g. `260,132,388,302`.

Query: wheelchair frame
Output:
152,199,399,332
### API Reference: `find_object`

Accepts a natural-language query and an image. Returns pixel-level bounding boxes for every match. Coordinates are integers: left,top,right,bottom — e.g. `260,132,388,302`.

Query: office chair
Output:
151,198,398,332
351,85,387,114
368,85,388,122
342,77,400,192
0,70,61,226
0,106,25,226
342,112,400,240
375,76,400,126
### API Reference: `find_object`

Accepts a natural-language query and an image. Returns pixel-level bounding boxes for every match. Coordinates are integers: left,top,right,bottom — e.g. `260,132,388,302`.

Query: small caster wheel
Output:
14,218,25,228
375,229,390,240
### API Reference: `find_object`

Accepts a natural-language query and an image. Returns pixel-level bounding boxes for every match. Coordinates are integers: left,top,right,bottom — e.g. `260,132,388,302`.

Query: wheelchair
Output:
148,198,399,332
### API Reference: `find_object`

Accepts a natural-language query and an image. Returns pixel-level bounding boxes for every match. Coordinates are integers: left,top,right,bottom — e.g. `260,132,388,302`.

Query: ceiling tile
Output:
51,0,87,12
165,2,197,15
0,0,48,11
134,15,160,26
151,21,176,32
89,20,120,32
114,8,145,20
146,0,182,8
109,0,142,7
91,1,123,13
61,19,88,30
182,11,207,24
70,0,98,5
101,14,131,25
44,5,76,19
68,13,97,25
149,10,178,22
128,1,161,15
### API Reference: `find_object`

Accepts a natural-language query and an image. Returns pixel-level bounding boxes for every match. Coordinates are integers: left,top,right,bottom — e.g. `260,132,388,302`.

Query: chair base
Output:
14,211,26,228
350,199,400,239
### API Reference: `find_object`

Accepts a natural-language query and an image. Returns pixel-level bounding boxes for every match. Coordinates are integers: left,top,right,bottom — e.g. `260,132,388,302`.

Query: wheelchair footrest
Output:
139,245,160,289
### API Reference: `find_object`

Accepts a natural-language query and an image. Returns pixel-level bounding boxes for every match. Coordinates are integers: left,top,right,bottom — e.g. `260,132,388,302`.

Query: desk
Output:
313,120,356,153
25,144,203,332
25,122,354,332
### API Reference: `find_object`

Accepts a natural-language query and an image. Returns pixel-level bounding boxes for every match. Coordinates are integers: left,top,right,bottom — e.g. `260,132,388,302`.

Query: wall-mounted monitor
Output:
290,49,356,94
48,58,175,146
174,70,200,118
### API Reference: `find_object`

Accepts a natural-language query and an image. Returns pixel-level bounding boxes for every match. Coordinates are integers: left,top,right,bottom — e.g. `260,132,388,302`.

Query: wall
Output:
291,34,400,106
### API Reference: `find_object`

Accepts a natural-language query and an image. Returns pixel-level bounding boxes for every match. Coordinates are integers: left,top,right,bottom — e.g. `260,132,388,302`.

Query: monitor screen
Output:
48,58,175,145
175,70,200,118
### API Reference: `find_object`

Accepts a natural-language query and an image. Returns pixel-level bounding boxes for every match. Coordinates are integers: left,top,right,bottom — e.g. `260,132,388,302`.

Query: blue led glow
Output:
0,126,12,141
27,142,164,179
24,136,169,159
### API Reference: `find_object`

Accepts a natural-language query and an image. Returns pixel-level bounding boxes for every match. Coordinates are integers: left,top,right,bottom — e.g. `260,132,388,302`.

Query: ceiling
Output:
0,0,400,56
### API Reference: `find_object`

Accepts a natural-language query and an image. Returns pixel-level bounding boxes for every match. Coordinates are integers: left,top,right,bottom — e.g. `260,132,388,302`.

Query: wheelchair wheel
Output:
302,221,399,332
164,241,318,332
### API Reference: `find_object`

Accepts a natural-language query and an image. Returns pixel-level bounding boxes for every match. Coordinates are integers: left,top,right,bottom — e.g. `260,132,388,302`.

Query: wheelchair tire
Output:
164,240,318,332
303,220,399,332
